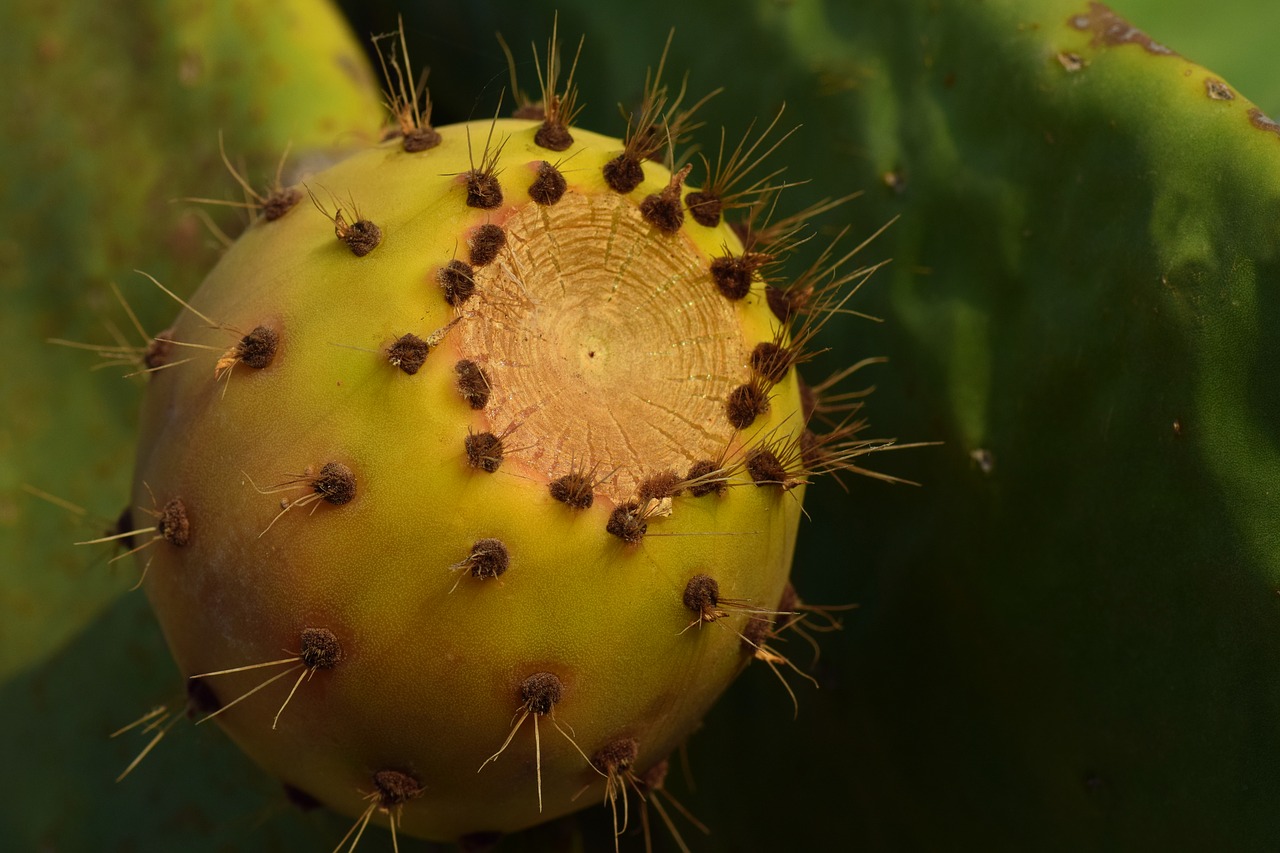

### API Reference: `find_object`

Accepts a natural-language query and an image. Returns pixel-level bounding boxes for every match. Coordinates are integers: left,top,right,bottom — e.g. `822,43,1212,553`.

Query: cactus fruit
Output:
118,26,890,848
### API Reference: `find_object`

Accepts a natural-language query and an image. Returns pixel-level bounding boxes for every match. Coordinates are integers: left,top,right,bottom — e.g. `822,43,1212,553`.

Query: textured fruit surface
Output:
132,117,805,840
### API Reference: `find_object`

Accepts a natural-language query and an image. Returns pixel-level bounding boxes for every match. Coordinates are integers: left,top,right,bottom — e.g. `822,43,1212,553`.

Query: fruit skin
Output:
132,118,805,840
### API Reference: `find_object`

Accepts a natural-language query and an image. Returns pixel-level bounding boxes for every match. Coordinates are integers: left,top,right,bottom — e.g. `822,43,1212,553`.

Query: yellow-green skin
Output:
132,119,804,841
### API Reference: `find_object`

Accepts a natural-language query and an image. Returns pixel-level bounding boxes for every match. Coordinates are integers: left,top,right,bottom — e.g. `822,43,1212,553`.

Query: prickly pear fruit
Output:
126,93,868,842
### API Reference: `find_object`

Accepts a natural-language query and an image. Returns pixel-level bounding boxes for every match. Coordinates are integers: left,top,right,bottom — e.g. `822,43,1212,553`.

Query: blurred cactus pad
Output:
4,0,1280,850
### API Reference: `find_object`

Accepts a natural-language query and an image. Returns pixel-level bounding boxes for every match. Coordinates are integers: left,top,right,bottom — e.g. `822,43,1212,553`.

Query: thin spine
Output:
372,16,439,149
189,628,342,729
461,97,510,209
687,105,803,225
110,705,181,783
737,191,863,251
245,462,356,538
333,772,422,853
306,185,382,256
635,761,709,853
478,674,599,813
737,620,819,719
605,30,719,191
110,677,219,782
496,31,539,116
47,283,152,373
177,132,300,222
75,489,186,586
102,272,277,387
530,13,585,148
804,356,889,427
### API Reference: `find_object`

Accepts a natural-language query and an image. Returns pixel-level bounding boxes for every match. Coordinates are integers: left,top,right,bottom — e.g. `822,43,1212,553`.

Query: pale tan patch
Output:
459,191,745,504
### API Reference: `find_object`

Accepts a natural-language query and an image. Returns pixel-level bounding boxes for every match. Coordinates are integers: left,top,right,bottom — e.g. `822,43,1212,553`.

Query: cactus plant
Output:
9,0,1280,850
